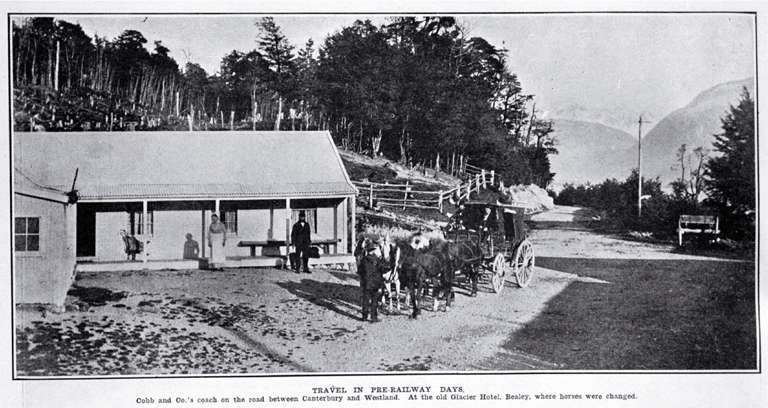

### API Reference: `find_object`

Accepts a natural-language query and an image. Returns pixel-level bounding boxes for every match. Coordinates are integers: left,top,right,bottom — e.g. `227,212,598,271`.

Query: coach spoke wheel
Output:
514,240,534,288
491,253,506,293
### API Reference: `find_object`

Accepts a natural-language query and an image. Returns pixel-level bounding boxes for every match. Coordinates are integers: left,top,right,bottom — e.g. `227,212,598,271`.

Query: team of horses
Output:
354,232,485,319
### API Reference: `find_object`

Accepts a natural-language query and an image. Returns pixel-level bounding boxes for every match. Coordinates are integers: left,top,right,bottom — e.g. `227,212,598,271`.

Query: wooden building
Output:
13,131,358,308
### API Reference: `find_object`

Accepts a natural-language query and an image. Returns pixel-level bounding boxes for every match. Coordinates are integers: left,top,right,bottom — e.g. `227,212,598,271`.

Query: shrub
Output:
553,170,704,239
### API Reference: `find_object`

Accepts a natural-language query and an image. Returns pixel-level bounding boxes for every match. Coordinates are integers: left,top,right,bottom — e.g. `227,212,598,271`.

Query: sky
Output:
35,12,756,133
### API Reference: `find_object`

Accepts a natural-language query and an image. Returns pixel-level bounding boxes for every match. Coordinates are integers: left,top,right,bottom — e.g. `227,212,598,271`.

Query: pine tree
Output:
256,17,296,131
705,87,755,240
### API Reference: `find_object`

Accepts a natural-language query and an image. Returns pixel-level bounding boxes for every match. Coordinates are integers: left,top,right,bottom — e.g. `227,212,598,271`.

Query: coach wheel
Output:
514,240,534,288
491,253,506,293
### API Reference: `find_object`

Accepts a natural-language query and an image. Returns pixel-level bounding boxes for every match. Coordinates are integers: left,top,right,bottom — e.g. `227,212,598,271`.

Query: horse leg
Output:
444,274,455,312
403,288,411,310
409,285,420,319
468,265,478,297
431,279,440,312
394,280,402,314
381,283,391,313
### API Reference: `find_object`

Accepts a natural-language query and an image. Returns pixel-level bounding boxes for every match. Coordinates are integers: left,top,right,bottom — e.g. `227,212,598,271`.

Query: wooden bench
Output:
237,238,342,257
678,215,719,246
237,240,287,257
311,238,342,254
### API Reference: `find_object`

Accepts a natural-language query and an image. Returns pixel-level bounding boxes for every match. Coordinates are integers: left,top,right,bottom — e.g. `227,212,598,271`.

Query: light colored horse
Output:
408,231,430,251
378,235,402,314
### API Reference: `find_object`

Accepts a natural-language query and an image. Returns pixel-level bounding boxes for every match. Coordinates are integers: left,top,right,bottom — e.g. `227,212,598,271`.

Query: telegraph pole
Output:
637,115,651,219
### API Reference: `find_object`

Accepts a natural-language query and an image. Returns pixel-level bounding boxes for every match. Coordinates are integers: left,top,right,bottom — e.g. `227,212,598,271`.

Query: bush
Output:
553,170,705,239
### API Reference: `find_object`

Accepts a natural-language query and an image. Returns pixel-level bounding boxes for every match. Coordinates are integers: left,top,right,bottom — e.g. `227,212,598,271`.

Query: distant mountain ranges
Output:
548,77,755,190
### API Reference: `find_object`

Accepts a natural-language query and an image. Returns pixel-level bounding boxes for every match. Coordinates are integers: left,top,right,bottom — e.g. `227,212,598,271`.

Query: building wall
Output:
234,208,272,256
87,197,351,261
152,210,205,260
96,211,129,260
14,194,76,308
96,208,204,261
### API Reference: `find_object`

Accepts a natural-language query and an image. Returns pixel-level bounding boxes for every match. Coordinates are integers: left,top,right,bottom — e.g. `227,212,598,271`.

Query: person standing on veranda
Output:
207,214,227,268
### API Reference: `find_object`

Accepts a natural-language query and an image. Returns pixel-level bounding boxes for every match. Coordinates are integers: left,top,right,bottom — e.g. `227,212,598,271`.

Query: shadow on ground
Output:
500,256,757,370
277,279,363,321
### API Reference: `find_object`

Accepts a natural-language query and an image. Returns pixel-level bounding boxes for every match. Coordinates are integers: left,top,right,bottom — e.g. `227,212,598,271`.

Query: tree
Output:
256,17,296,130
55,20,95,90
670,144,709,211
316,20,397,154
183,62,209,122
12,17,57,87
705,87,756,240
294,38,318,130
111,30,151,99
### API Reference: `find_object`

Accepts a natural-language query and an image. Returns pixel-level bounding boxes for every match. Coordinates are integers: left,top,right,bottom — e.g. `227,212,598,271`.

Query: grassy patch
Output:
506,258,756,370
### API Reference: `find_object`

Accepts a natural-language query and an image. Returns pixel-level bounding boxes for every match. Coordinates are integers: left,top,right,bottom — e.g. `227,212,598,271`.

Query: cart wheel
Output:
514,239,535,288
491,253,506,293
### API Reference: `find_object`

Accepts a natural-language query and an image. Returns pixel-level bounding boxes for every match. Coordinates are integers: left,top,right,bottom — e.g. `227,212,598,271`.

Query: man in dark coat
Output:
290,211,312,273
357,241,390,323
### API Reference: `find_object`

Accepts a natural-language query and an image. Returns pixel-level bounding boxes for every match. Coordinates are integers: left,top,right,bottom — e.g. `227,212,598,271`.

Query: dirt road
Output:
16,222,744,376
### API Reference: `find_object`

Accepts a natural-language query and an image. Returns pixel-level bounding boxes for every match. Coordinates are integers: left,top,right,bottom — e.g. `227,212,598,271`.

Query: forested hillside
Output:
12,16,557,188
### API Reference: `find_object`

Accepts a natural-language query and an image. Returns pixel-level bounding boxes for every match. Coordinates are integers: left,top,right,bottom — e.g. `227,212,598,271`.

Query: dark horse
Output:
446,237,484,297
398,237,458,319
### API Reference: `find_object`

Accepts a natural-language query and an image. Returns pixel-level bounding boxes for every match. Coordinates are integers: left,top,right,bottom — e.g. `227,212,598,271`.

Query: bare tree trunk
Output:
399,127,408,164
160,79,166,111
525,102,536,146
31,43,37,85
188,105,194,131
358,121,363,153
274,96,283,131
47,40,53,87
252,91,257,131
54,40,60,91
371,128,383,158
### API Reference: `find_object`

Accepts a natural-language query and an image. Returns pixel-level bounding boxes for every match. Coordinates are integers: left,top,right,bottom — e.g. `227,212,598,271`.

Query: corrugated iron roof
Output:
14,168,71,203
14,131,358,201
51,182,357,200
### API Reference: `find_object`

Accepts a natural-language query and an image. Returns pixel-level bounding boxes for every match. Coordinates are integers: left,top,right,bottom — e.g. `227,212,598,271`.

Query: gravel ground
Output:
15,224,739,376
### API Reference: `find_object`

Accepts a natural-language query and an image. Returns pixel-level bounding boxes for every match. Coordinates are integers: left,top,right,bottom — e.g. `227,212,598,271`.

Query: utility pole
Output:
637,115,651,219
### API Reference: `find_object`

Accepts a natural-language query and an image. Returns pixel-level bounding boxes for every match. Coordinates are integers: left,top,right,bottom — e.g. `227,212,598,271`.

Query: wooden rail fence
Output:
352,168,498,213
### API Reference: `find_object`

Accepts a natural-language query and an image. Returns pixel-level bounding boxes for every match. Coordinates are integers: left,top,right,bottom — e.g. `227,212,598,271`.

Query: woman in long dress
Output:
207,214,227,268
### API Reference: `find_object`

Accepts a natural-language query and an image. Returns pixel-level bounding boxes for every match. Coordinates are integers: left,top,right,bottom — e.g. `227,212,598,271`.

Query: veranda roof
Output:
13,131,357,201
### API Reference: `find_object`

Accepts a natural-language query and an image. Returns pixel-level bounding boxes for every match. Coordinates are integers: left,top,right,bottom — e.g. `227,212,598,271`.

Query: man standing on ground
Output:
291,211,312,273
357,241,389,323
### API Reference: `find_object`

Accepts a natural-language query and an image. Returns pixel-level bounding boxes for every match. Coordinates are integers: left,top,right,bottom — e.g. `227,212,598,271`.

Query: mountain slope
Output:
549,119,637,185
549,77,755,189
623,77,755,188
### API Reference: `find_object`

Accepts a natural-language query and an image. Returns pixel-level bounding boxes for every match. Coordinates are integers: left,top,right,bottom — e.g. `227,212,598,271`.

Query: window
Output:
291,209,317,234
128,211,153,236
223,210,238,235
15,217,40,252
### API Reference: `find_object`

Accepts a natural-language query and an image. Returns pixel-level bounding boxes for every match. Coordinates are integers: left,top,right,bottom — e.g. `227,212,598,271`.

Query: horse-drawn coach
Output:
354,201,536,319
445,202,535,293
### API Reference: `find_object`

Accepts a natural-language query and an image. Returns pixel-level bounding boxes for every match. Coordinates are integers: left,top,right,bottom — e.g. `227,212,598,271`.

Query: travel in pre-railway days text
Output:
135,386,637,404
